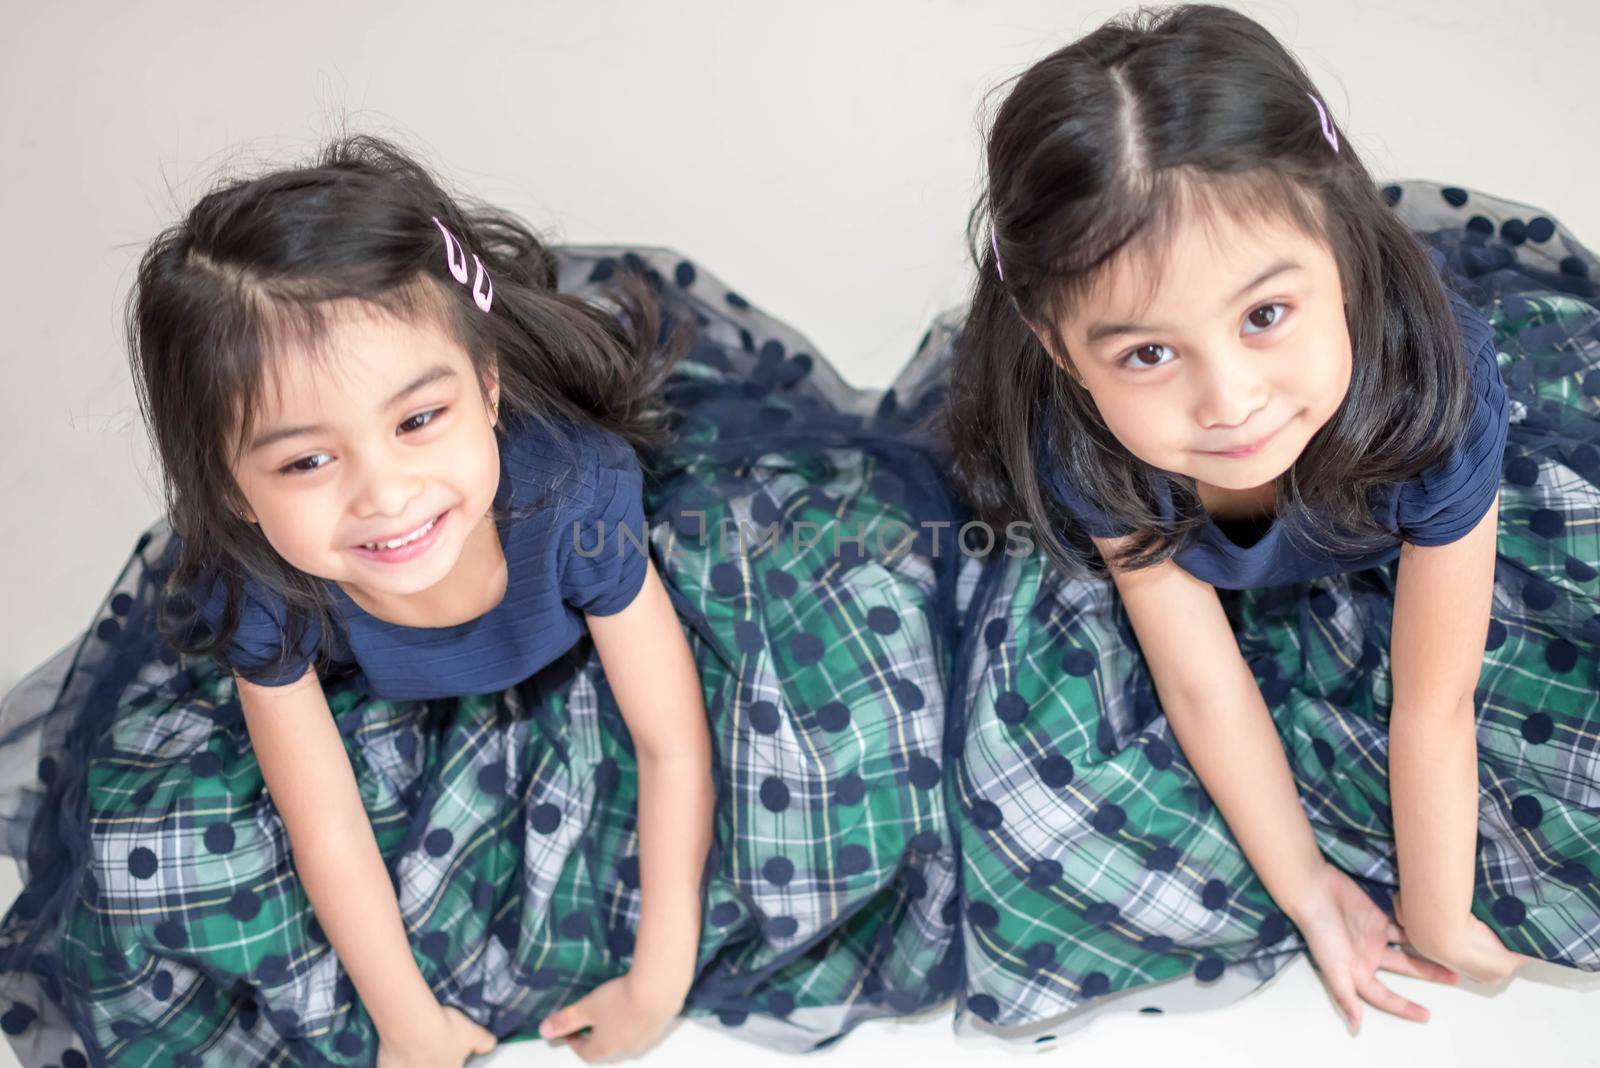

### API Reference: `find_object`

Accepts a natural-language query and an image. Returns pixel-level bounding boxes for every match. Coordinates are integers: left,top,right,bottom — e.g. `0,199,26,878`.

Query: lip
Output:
349,510,449,564
1201,418,1288,458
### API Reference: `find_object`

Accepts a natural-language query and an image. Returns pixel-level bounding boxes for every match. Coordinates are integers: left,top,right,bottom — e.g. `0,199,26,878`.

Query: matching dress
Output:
912,180,1600,1043
0,248,965,1066
1,180,1596,1065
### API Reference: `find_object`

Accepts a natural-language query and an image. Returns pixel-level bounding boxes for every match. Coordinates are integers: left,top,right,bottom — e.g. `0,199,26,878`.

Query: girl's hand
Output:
1293,862,1460,1032
538,971,684,1062
1392,890,1534,986
376,1004,498,1068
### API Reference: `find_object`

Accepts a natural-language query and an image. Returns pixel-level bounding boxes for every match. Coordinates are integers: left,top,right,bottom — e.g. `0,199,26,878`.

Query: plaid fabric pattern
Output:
48,555,645,1067
562,247,965,1047
651,446,960,1047
0,248,966,1064
944,183,1600,1041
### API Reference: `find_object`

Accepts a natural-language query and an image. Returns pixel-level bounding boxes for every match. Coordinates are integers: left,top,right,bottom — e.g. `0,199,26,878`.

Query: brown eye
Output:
399,407,445,434
1119,343,1175,370
1244,302,1289,334
280,453,332,475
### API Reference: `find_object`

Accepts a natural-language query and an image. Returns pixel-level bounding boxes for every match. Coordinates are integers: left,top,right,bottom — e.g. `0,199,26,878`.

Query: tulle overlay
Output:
0,247,967,1065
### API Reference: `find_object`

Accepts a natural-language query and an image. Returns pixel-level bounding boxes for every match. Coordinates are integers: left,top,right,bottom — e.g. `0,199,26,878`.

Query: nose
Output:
1193,349,1271,431
350,456,425,520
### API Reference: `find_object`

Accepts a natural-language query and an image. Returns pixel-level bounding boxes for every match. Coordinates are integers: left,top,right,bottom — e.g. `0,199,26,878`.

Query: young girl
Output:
919,2,1599,1043
0,137,964,1066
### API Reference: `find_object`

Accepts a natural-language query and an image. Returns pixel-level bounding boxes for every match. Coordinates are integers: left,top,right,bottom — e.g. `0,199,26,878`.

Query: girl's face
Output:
232,303,501,603
1051,208,1352,506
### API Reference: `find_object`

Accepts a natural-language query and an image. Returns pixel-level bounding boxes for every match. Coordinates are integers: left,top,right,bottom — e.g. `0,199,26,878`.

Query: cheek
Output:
1301,304,1353,394
1092,390,1184,461
232,472,278,533
257,493,339,554
1302,338,1353,417
235,475,342,560
459,423,502,504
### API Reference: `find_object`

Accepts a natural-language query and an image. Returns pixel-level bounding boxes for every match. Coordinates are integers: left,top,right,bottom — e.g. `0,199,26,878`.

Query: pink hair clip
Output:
431,216,494,312
1307,93,1339,154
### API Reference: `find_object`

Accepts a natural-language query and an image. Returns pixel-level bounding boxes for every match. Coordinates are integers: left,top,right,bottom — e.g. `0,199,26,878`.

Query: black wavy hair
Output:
128,134,685,670
939,3,1474,577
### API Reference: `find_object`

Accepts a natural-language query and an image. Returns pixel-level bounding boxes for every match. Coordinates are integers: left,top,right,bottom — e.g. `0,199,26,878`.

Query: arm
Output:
1098,535,1465,1027
237,670,449,1044
539,558,714,1059
1093,536,1327,921
1100,543,1465,1023
1387,492,1504,959
587,558,713,998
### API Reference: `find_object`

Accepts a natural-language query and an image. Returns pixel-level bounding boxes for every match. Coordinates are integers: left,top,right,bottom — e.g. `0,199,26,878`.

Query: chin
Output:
1194,452,1294,490
370,554,461,597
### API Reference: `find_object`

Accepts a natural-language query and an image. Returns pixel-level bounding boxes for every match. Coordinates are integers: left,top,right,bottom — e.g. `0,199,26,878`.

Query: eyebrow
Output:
249,364,459,452
1083,259,1305,344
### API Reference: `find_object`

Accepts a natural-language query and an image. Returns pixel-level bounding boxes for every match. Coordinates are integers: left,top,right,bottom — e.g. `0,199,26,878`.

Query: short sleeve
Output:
1042,466,1136,538
558,432,651,616
1035,425,1136,539
1394,290,1510,546
196,574,321,686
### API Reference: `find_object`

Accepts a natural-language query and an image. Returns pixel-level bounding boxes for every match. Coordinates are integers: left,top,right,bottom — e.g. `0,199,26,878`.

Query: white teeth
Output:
363,515,437,552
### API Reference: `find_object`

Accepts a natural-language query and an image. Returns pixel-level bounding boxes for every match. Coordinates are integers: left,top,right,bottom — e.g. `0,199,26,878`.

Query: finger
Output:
539,1000,593,1039
1385,920,1407,945
1323,971,1362,1033
1380,946,1459,985
1356,972,1428,1023
472,1028,498,1055
1391,891,1405,926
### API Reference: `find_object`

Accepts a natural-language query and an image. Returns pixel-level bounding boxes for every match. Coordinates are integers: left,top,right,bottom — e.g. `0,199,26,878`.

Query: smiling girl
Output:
0,137,964,1066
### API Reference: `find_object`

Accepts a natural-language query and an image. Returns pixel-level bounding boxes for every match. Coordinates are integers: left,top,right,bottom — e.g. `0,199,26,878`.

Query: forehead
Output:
253,298,470,422
1066,179,1330,326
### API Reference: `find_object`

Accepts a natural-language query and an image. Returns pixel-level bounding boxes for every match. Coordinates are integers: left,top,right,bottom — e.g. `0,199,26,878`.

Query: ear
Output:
1028,321,1084,388
483,366,501,426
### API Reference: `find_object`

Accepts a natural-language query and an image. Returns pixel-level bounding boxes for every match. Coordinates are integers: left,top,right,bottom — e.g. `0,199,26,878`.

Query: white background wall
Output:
2,2,1597,1065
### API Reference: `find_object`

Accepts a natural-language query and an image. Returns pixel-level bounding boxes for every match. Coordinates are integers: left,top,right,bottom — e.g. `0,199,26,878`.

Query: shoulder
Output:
196,569,288,632
1428,246,1504,404
566,421,644,526
499,414,640,507
1042,466,1131,539
533,418,649,617
1393,283,1509,546
1036,423,1139,539
194,569,323,685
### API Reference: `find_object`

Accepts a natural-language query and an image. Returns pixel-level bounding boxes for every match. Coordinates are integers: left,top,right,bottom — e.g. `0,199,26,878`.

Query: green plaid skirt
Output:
936,183,1600,1043
0,248,965,1066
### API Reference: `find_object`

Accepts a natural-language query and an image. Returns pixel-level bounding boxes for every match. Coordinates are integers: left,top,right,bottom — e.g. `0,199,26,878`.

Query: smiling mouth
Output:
357,514,441,552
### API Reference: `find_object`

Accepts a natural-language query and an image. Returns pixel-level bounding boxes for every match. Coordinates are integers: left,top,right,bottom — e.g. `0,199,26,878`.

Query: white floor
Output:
3,1,1597,1065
